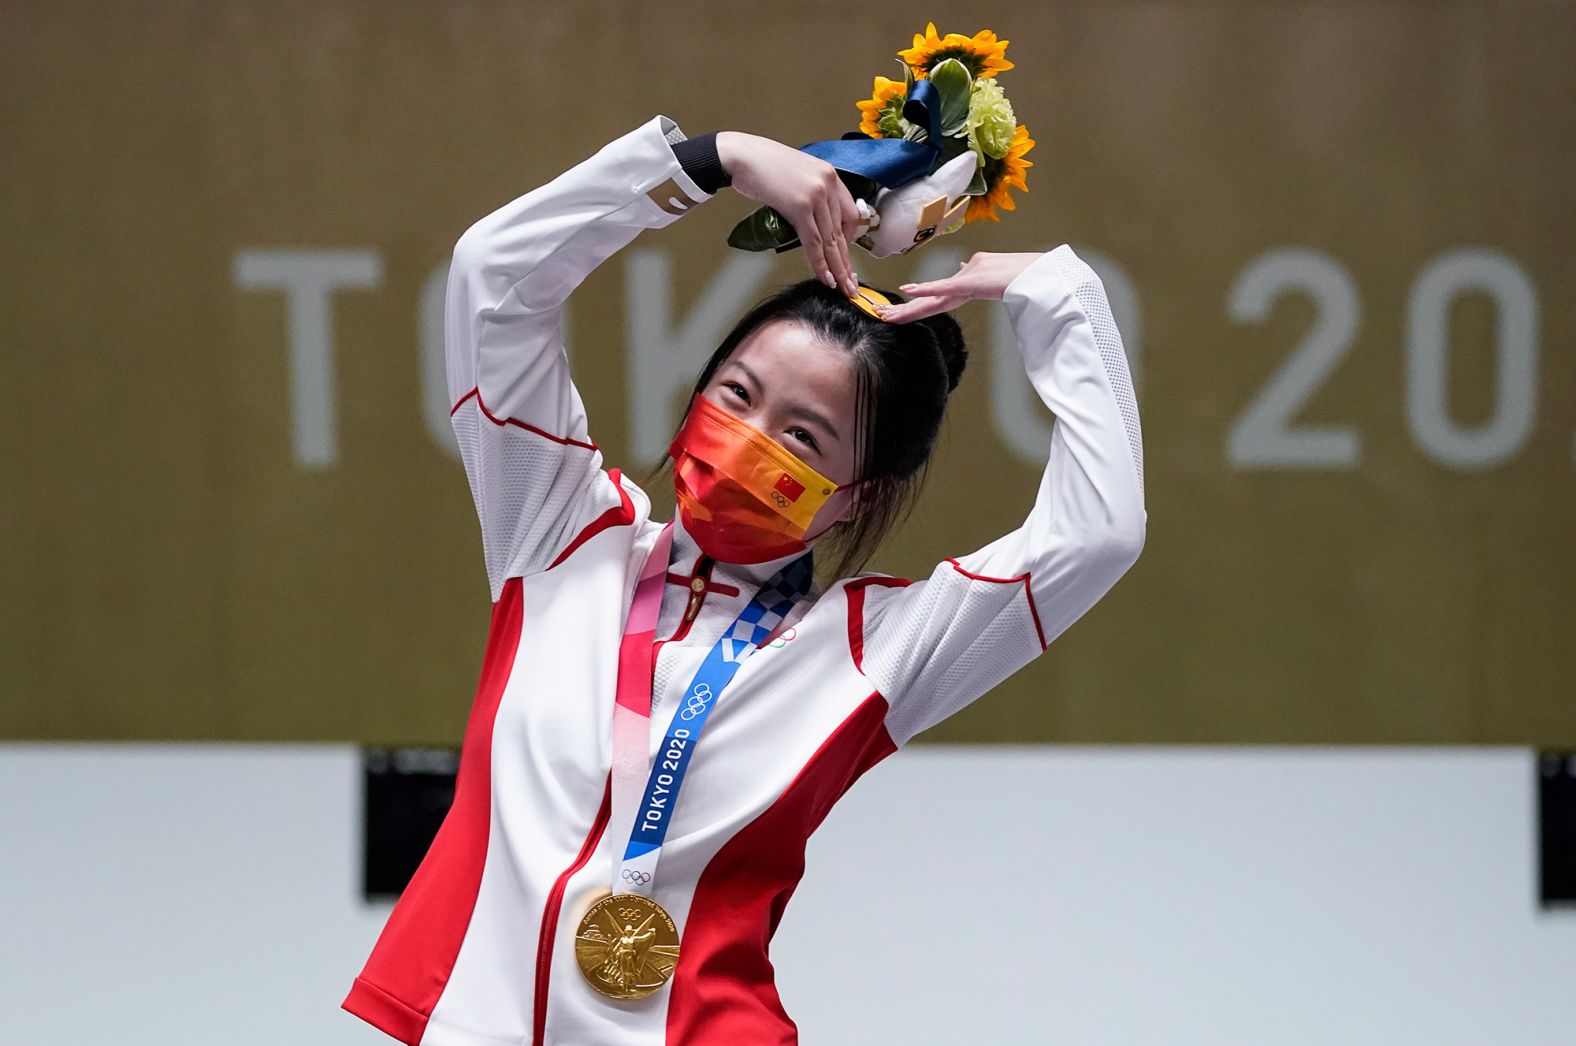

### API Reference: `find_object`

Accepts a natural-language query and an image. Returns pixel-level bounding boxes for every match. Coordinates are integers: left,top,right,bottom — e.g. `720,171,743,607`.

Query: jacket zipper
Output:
532,777,612,1046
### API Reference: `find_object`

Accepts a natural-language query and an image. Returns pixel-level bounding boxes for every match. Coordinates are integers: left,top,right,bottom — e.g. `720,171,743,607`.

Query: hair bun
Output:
921,312,968,393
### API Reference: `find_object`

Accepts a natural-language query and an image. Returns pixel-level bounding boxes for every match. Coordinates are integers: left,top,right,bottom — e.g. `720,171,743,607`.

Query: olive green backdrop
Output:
2,1,1571,744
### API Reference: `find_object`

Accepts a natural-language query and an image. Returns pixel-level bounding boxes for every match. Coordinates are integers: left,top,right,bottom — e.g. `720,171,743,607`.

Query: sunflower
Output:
899,22,1014,80
856,76,909,139
966,123,1034,223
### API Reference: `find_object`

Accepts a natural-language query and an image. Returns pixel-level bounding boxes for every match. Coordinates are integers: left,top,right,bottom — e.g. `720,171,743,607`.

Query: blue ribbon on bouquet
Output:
798,77,944,188
725,78,946,253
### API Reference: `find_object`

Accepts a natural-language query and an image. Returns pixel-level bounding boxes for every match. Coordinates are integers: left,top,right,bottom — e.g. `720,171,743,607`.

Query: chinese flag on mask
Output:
774,473,805,502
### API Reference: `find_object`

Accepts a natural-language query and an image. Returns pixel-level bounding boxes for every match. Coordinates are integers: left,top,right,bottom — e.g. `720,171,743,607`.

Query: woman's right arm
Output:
448,119,860,601
447,116,714,600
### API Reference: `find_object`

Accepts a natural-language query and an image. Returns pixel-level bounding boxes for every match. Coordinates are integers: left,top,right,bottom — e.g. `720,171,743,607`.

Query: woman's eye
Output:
789,427,819,452
723,382,749,404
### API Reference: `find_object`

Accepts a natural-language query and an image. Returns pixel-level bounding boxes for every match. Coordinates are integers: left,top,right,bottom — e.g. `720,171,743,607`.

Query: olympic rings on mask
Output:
621,869,652,886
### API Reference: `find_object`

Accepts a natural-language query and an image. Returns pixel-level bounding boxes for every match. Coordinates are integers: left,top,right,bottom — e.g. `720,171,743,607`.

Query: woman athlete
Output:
345,117,1146,1046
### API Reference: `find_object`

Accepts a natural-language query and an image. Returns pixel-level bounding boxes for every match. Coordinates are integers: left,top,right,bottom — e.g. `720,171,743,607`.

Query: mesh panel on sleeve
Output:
452,400,481,472
451,403,486,549
1051,252,1144,488
452,402,602,593
862,569,1044,745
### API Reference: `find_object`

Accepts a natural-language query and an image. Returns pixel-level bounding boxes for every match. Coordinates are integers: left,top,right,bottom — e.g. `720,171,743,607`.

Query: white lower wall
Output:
0,745,1570,1045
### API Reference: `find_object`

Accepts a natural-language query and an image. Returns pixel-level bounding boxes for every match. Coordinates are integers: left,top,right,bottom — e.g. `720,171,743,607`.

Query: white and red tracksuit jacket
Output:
344,116,1147,1046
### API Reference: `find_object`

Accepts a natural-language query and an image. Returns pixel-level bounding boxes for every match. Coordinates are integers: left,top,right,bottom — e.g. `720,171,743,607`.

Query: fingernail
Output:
900,283,917,293
823,272,836,289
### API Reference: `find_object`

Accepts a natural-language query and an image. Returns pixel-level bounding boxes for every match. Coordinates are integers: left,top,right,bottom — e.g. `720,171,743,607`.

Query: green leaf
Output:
935,134,973,168
727,206,801,252
965,166,988,196
928,58,974,138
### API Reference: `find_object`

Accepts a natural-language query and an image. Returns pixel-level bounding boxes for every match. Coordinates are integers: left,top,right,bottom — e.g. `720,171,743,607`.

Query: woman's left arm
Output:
855,249,1147,744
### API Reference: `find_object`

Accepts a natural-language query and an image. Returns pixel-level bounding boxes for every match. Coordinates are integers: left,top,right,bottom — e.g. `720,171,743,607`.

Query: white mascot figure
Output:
855,150,978,258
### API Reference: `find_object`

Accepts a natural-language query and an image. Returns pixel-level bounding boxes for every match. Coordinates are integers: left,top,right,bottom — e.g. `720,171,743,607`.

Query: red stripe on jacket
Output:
548,470,636,570
450,386,599,451
664,603,900,1046
533,779,613,1046
945,558,1048,650
342,576,525,1044
843,576,912,671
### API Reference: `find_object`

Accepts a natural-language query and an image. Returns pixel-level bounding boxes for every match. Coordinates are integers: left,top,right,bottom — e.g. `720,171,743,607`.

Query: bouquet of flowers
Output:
728,23,1035,258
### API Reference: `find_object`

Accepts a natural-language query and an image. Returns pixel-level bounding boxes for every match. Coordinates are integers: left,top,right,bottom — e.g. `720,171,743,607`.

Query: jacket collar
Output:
666,514,817,592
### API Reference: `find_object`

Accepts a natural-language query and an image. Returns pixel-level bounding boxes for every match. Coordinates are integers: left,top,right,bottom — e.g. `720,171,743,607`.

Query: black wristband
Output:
671,132,731,195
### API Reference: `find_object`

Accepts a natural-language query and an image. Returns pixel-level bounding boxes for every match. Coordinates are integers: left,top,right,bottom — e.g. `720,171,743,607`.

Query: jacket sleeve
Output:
446,116,711,601
854,246,1148,743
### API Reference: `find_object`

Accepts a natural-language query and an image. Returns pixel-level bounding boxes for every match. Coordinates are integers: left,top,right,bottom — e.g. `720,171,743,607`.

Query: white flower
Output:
967,78,1017,159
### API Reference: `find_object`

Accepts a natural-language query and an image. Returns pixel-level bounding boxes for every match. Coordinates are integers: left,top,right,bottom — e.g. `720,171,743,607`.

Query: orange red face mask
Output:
668,394,846,564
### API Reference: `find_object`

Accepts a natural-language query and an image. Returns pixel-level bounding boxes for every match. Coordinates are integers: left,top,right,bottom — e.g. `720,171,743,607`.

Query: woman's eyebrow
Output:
790,405,841,443
730,359,762,391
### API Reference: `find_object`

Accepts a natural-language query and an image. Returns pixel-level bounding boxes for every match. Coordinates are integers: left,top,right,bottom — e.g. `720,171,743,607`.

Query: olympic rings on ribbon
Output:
679,682,715,721
621,869,653,886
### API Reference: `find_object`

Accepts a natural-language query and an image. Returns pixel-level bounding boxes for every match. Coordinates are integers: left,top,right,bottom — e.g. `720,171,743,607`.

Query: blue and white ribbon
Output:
611,555,814,897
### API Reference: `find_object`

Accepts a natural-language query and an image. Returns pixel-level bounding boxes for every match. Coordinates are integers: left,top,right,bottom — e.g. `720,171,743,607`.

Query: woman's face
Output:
699,318,860,537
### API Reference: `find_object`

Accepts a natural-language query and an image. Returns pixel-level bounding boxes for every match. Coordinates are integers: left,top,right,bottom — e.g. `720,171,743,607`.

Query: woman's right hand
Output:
716,131,862,297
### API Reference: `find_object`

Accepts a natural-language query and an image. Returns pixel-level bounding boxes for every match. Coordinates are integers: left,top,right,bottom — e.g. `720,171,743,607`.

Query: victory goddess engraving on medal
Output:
574,893,681,1000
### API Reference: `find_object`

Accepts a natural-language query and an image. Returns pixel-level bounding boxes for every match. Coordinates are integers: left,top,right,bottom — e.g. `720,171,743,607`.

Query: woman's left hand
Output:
878,252,1045,323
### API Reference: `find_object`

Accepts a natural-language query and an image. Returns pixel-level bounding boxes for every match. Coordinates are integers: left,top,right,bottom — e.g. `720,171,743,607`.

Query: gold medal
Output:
574,893,681,1000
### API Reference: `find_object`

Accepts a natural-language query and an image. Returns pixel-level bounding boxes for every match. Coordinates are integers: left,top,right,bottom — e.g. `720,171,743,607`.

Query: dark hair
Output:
675,279,967,579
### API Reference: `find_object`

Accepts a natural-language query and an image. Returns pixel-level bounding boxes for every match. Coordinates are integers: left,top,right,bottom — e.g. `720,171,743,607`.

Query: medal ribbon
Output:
608,529,813,898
